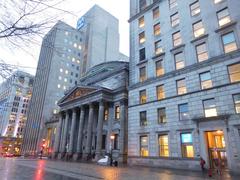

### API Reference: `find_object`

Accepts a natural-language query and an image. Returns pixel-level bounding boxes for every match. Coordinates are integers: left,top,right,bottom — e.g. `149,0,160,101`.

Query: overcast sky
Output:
1,0,129,76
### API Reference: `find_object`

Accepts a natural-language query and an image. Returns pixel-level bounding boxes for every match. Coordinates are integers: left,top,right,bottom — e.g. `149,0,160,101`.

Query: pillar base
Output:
82,152,92,161
73,153,82,161
57,152,66,160
52,152,58,159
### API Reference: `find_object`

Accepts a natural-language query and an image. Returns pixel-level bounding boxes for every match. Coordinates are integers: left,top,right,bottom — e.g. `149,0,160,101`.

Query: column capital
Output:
120,99,128,106
72,108,77,113
89,103,94,109
98,100,105,107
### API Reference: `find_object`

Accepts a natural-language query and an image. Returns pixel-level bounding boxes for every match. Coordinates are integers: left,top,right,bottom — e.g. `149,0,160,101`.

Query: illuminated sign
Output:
181,133,192,143
77,17,85,30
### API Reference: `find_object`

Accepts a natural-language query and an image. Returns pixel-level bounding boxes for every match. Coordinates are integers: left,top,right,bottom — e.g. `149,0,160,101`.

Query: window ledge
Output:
136,59,148,66
215,21,237,33
191,34,209,43
152,52,165,59
170,44,185,52
192,114,230,122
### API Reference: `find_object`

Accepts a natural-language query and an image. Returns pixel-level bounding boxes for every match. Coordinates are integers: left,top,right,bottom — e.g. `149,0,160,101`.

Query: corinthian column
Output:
61,111,69,154
76,106,85,153
95,101,105,159
52,113,63,158
69,108,77,154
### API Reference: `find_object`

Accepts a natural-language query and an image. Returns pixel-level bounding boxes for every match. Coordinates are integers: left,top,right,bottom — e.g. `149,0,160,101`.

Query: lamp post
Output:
110,135,115,166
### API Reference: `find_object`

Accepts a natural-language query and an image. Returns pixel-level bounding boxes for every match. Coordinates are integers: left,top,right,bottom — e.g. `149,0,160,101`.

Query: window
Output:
159,135,169,157
181,133,194,158
104,108,109,120
228,63,240,83
139,66,147,82
115,105,120,119
200,72,212,89
233,94,240,113
214,0,223,4
156,60,164,77
154,23,161,36
139,32,145,44
139,0,147,11
139,48,146,61
190,1,200,16
193,21,205,38
102,135,106,149
177,79,187,95
139,16,145,28
172,31,182,47
203,99,217,117
113,134,119,149
158,108,166,124
196,43,208,62
140,90,147,104
169,0,177,9
179,103,189,120
140,136,149,156
140,111,147,126
217,8,231,27
155,40,163,55
171,12,179,27
153,7,160,19
157,85,165,100
222,32,237,53
175,52,185,70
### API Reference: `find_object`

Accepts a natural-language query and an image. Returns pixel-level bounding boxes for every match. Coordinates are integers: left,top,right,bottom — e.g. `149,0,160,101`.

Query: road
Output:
0,157,239,180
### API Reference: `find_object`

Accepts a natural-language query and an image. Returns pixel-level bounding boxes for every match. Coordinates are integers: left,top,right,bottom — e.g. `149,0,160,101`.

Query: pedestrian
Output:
40,149,43,159
200,157,206,172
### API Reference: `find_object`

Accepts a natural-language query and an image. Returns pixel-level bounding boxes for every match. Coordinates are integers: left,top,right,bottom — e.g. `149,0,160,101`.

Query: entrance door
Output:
205,131,228,169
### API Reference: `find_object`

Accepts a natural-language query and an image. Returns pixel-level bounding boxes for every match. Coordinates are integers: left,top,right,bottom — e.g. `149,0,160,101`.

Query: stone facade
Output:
128,0,240,173
53,61,129,163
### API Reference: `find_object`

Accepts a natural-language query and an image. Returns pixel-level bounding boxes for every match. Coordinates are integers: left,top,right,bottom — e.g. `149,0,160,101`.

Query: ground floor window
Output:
113,134,118,149
159,134,169,157
140,135,149,157
181,133,194,158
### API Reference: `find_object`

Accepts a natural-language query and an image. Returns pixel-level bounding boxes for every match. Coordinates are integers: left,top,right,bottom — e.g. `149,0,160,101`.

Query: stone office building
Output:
52,61,128,163
128,0,240,173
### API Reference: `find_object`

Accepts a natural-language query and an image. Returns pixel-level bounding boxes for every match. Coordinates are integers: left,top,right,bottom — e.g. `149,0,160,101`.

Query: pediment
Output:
60,86,97,103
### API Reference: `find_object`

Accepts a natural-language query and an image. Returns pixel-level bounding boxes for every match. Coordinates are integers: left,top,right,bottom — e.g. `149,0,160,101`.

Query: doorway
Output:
205,130,228,169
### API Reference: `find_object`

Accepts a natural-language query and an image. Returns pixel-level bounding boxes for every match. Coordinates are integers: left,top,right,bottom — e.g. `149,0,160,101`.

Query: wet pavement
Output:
0,157,239,180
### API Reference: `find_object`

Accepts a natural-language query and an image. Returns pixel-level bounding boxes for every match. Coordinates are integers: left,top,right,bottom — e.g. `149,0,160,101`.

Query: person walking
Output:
200,157,206,172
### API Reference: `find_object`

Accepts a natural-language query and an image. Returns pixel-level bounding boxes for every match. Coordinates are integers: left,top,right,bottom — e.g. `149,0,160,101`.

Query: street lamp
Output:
110,135,115,166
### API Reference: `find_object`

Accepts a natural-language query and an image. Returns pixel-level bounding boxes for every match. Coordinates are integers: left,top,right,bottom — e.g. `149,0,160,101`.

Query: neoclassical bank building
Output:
51,61,128,162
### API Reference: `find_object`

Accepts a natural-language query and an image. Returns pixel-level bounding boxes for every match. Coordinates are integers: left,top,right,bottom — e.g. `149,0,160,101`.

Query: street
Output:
0,158,239,180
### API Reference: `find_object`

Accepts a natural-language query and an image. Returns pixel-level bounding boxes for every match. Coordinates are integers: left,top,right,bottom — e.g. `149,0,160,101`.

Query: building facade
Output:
52,61,128,163
0,71,33,155
128,0,240,173
22,5,128,156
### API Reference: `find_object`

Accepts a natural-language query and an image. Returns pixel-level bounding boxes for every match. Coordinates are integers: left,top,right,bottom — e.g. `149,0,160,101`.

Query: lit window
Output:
78,45,82,50
196,43,208,62
169,0,177,9
200,72,212,89
172,31,182,47
140,136,149,156
175,52,185,70
156,60,164,77
140,111,147,126
203,99,217,117
155,40,163,55
154,23,161,36
193,21,205,38
139,66,147,82
139,32,145,44
179,103,190,120
60,68,63,73
64,39,68,43
139,48,146,61
53,109,57,114
115,105,120,119
139,90,147,104
76,60,80,64
65,70,69,75
181,133,194,158
217,8,231,27
63,86,66,90
157,85,165,100
64,78,67,82
214,0,223,3
104,108,109,120
159,135,169,157
139,0,147,11
153,7,160,19
58,76,62,80
139,16,145,28
190,1,200,16
228,63,240,83
233,94,240,114
55,101,58,105
171,12,179,27
158,108,166,124
73,43,77,48
177,79,187,95
72,57,75,62
57,84,61,88
65,31,69,36
222,32,237,53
